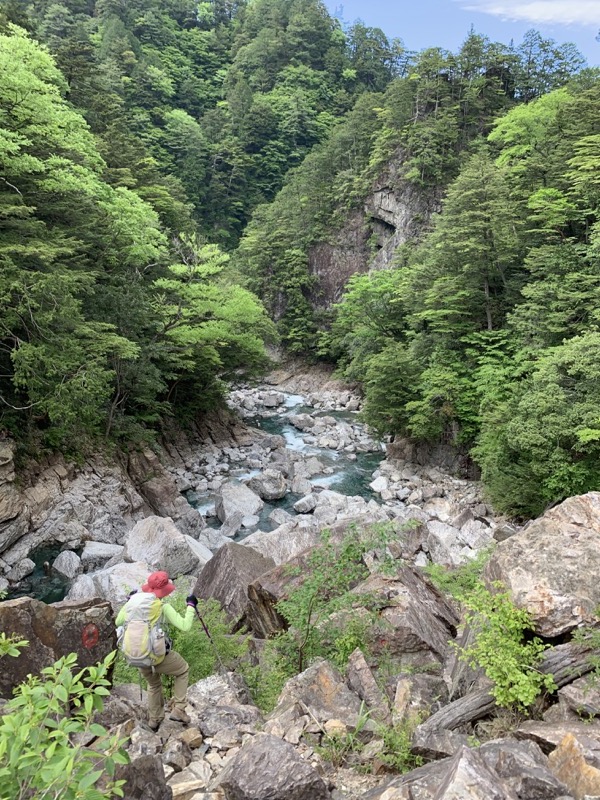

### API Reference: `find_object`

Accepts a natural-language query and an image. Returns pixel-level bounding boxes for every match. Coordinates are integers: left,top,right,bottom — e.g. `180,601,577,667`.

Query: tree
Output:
409,149,523,338
151,238,276,410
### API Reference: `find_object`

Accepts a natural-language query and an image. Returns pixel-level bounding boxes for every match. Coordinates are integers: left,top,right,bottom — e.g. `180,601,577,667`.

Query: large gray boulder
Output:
116,754,173,800
480,738,569,799
216,733,330,800
81,542,124,571
350,568,459,663
485,492,600,636
52,550,82,579
67,561,150,609
0,596,116,699
242,522,320,565
272,659,364,731
432,746,517,799
215,481,263,524
246,469,287,501
193,542,275,625
123,516,200,576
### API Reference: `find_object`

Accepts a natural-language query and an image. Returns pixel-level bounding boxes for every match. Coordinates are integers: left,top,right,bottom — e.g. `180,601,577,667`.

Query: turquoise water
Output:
187,399,385,538
6,545,74,604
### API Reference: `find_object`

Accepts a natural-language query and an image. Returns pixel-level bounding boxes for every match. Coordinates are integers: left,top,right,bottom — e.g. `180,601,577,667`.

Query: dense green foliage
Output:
0,24,275,449
0,649,128,800
0,0,595,515
236,29,585,351
322,76,600,517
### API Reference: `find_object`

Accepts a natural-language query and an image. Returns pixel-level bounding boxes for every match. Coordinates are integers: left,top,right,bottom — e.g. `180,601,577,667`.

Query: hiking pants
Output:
140,650,189,724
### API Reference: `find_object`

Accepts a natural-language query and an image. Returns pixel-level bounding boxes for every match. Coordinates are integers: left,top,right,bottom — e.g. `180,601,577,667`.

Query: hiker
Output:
115,570,198,731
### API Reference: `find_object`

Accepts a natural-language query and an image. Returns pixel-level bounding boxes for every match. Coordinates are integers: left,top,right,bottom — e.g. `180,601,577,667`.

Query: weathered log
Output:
417,688,496,733
539,640,595,688
418,640,596,734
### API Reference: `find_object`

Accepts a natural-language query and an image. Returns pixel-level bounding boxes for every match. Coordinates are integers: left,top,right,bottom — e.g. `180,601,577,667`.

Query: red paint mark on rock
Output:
81,623,99,649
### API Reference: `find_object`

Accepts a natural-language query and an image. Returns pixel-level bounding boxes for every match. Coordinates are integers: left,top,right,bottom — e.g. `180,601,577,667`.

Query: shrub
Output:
0,651,128,800
455,582,556,708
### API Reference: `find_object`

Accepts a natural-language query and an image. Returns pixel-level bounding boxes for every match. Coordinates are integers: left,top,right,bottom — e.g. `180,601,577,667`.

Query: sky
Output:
324,0,600,66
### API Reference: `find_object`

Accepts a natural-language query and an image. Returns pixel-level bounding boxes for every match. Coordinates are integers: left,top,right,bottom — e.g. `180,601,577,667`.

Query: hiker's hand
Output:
186,594,198,609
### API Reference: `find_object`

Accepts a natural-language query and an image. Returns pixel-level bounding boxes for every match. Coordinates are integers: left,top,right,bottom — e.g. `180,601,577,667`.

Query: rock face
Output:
0,596,115,698
485,492,600,636
193,542,275,625
307,155,439,308
216,733,330,800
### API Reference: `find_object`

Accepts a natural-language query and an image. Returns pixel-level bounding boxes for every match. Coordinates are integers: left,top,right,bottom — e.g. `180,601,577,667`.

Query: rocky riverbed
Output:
0,377,511,605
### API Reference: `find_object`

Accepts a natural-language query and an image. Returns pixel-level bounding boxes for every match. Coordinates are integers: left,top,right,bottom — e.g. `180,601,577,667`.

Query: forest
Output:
0,0,597,517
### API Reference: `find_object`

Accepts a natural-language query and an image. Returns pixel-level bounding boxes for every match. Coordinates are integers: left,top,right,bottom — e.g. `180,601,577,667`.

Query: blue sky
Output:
324,0,600,66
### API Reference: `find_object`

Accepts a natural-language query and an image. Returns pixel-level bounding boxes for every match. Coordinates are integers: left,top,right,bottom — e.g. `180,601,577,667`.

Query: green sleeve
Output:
115,605,126,625
162,602,195,632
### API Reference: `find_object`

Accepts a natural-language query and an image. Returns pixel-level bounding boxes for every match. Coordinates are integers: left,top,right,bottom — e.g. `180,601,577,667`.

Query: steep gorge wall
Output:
0,409,249,589
308,149,442,308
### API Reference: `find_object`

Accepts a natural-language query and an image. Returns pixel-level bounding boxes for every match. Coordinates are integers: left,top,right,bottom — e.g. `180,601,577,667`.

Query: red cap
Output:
142,571,175,598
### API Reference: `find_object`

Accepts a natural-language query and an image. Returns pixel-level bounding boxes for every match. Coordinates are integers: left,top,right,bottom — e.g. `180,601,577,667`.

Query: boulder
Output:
391,673,449,725
116,754,173,800
346,648,392,725
411,728,470,761
548,732,600,799
272,659,364,731
52,550,82,579
480,738,569,799
216,733,330,800
246,469,287,501
0,596,115,699
485,492,600,636
559,674,600,718
432,746,517,799
268,508,294,526
361,758,451,799
242,523,320,566
516,720,600,754
425,521,467,566
293,494,318,514
193,542,275,625
215,482,263,524
65,573,98,602
81,542,124,571
123,516,200,576
245,548,314,638
85,561,150,609
196,703,263,738
187,671,252,710
7,558,35,582
182,535,212,569
351,568,459,662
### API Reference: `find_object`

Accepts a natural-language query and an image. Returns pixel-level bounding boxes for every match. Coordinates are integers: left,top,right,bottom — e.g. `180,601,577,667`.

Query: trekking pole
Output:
193,606,227,674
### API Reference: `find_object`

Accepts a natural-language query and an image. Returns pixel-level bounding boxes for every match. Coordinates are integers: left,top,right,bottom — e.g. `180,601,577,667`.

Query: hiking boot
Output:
169,707,191,724
147,718,162,732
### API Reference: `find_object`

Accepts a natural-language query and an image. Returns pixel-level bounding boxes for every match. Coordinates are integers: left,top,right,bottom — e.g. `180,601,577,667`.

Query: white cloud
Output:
461,0,600,27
